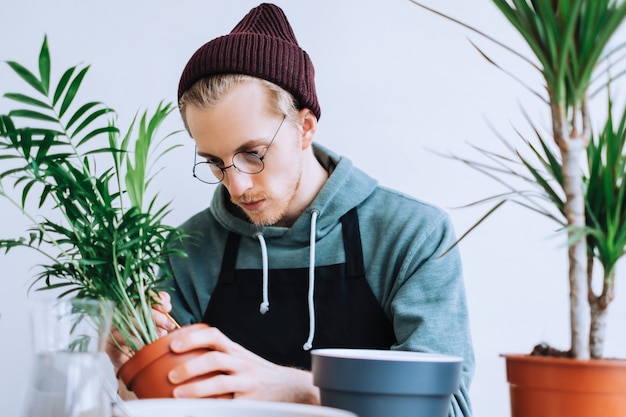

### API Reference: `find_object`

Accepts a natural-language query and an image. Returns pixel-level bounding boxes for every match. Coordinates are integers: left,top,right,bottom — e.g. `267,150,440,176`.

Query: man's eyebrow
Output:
197,138,269,159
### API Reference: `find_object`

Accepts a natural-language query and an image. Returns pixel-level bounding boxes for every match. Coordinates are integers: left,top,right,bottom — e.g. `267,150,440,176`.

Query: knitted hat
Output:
178,3,321,120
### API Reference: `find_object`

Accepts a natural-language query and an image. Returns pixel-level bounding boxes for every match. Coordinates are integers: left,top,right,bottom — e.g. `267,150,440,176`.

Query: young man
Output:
135,3,473,415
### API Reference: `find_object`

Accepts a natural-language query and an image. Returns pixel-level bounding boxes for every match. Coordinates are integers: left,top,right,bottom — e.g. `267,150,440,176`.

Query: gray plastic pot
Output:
311,348,462,417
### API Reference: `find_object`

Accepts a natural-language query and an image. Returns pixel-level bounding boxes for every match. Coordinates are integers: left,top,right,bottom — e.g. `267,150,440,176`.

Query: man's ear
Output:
298,108,317,150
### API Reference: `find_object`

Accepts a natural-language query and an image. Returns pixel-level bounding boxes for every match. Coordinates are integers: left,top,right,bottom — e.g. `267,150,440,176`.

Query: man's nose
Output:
223,168,254,197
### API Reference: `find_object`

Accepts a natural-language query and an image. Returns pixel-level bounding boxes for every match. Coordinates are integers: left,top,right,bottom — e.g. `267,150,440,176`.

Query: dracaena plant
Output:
410,0,626,359
0,36,187,354
442,98,626,359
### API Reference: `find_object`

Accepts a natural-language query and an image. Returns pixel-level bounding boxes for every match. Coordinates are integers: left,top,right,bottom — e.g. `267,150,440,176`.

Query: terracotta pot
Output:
118,323,210,398
503,354,626,417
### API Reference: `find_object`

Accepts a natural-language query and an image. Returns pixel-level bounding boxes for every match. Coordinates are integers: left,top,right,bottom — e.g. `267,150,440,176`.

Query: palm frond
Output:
0,36,188,352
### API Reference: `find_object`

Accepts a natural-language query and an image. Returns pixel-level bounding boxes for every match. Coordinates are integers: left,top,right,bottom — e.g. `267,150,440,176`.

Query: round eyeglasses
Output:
192,115,287,184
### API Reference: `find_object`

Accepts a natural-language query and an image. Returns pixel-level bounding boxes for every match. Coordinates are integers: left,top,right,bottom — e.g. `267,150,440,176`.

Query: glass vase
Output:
20,297,115,417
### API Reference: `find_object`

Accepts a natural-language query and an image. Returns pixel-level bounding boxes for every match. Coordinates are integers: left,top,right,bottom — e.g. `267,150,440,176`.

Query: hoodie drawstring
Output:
303,209,319,351
255,233,270,314
254,210,320,351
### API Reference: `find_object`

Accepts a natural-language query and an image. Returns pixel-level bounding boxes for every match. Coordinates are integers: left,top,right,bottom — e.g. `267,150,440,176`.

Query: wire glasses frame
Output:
192,114,287,184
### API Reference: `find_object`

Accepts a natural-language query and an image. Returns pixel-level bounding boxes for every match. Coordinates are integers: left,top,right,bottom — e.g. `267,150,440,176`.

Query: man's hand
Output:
152,291,178,336
166,325,320,404
106,291,178,370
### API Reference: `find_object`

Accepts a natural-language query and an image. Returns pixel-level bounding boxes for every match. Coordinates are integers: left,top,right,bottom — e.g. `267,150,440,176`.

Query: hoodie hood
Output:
210,143,378,242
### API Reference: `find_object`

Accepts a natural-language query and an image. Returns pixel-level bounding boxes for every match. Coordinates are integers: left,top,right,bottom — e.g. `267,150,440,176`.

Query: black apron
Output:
202,207,396,370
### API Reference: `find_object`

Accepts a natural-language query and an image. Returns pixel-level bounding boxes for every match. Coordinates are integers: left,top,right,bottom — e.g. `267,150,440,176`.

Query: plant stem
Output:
553,98,590,359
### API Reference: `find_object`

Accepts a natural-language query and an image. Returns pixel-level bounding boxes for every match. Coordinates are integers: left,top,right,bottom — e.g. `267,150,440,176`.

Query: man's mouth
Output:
238,199,264,211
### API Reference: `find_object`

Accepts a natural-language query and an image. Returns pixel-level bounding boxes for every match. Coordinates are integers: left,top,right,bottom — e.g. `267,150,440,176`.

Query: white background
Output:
1,1,626,416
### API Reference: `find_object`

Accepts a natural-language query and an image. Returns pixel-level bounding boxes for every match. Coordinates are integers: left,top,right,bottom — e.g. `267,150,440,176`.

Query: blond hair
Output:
178,74,299,132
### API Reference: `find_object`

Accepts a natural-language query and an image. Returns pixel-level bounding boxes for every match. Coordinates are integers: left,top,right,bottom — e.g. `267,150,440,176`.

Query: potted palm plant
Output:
410,1,626,416
0,36,366,417
0,36,192,398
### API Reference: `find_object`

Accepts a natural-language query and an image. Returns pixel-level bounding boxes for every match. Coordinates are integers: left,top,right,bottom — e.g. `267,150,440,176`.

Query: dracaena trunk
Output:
552,101,590,360
589,295,610,359
588,258,615,359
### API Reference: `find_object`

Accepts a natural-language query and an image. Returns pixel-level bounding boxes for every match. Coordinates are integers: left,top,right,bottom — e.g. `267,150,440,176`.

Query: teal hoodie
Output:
166,144,474,416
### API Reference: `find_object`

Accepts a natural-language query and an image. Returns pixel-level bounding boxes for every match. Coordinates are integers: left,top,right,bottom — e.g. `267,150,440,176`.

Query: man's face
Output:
186,82,303,226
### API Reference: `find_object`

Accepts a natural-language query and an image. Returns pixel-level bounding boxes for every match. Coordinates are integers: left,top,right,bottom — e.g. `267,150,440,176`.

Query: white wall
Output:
1,1,625,416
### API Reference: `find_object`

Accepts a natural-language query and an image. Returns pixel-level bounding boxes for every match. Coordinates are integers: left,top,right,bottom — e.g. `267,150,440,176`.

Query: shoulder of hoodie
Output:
312,144,450,230
175,206,227,249
360,184,450,222
178,206,213,230
357,184,455,246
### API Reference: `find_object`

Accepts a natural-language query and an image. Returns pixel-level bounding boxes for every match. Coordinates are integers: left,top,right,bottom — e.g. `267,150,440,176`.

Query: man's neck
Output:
276,147,328,227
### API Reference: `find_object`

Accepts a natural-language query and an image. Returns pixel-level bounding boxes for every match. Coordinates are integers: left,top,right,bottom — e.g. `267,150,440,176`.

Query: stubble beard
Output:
233,167,302,227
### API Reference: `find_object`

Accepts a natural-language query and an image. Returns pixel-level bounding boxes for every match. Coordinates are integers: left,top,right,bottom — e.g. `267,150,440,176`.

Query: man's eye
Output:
206,158,224,167
247,146,269,158
238,150,265,162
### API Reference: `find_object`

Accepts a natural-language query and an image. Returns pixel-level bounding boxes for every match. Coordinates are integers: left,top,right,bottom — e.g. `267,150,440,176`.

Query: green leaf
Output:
66,101,102,129
77,126,119,147
70,107,114,138
39,184,52,208
6,61,46,96
21,180,36,208
59,66,90,118
52,67,76,107
39,36,51,95
4,93,52,110
8,109,57,123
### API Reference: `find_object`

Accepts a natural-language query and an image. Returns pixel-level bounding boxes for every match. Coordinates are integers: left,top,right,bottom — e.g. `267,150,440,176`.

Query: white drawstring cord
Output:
303,209,319,351
255,233,270,314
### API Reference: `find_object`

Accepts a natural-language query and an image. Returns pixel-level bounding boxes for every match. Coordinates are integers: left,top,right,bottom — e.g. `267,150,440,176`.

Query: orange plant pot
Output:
118,323,210,398
503,354,626,417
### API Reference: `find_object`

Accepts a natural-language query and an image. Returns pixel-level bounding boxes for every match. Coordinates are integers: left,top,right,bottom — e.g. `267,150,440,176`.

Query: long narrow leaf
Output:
52,67,76,107
6,61,45,96
70,107,114,138
9,109,57,123
58,66,90,118
38,36,51,95
66,102,105,130
4,93,52,110
77,126,120,147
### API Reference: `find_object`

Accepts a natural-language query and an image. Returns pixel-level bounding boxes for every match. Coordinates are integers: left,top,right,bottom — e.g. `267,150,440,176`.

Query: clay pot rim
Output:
501,353,626,368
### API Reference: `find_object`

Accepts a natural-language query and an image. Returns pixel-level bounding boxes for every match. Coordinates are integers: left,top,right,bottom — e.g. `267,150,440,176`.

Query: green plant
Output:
410,0,626,359
0,36,187,353
443,97,626,360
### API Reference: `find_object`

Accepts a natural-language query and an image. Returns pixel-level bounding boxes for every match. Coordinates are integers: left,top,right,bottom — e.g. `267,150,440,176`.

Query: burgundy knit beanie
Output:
178,3,321,120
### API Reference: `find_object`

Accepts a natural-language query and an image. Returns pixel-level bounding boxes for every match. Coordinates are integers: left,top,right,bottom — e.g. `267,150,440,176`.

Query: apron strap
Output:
218,231,241,284
340,207,365,278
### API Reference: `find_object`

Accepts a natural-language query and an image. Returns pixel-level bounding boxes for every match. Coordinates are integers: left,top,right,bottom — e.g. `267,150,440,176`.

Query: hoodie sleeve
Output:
359,190,475,417
393,212,474,417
